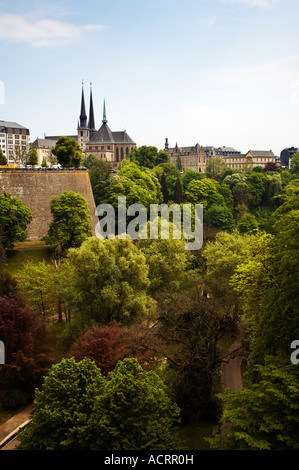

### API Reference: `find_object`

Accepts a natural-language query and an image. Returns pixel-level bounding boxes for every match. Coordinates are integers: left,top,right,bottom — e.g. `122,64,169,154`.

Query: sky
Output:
0,0,299,156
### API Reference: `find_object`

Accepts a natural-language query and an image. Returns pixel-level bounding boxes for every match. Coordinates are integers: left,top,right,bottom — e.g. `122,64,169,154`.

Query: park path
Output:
0,403,33,450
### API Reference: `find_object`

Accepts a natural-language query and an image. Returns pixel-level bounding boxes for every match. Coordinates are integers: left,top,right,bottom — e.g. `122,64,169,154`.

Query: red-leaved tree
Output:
0,294,57,406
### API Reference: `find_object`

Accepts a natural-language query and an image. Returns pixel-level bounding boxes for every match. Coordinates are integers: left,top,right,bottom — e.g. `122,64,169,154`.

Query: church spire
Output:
79,80,87,129
102,98,107,124
88,82,96,131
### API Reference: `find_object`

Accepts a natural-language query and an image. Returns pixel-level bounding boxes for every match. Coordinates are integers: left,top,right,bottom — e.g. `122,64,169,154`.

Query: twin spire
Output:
78,81,106,131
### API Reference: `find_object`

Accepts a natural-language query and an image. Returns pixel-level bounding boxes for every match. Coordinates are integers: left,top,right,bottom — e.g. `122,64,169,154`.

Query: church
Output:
77,83,136,166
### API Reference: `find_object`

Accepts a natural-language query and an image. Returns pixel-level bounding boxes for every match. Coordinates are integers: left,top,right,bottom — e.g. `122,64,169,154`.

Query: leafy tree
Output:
264,161,278,172
0,294,55,406
17,357,105,450
129,145,169,169
0,271,17,296
52,136,83,168
41,157,48,168
247,172,268,206
138,235,192,295
252,165,264,173
71,322,130,376
154,163,180,201
0,149,7,165
181,169,205,192
42,191,93,253
26,146,38,166
205,203,235,231
160,171,169,203
222,172,247,189
205,157,226,180
237,213,259,234
60,236,153,327
18,357,181,450
16,260,58,319
290,152,299,174
0,191,32,249
85,155,112,206
173,176,183,204
176,155,182,171
185,178,225,209
209,359,299,450
80,358,181,450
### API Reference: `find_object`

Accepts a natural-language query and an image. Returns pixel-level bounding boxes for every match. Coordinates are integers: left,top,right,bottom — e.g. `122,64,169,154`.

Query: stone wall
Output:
0,169,98,241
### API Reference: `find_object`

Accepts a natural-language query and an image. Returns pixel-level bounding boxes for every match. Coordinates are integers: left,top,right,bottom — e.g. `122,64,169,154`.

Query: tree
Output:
80,358,181,450
290,152,299,174
18,358,181,451
176,155,182,171
26,146,38,166
16,260,58,320
59,236,153,326
264,161,278,172
0,294,56,406
0,191,32,249
173,176,183,204
181,169,205,192
71,322,130,376
209,359,299,450
138,235,192,295
237,213,259,234
184,178,225,209
205,157,226,180
42,191,93,253
0,149,7,165
41,157,48,168
85,156,112,206
17,357,105,450
129,145,169,169
13,144,28,165
52,136,83,168
205,204,235,231
160,171,169,203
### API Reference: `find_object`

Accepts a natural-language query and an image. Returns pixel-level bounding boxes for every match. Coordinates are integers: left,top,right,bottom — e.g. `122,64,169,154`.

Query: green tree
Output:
41,157,48,168
209,359,299,450
60,236,153,326
237,213,259,234
205,157,226,180
52,136,83,168
85,156,112,206
173,176,183,204
185,178,225,209
180,169,205,192
0,149,7,165
160,171,169,203
138,235,192,295
205,204,235,231
290,152,299,174
0,191,32,249
26,146,38,166
81,358,181,450
16,260,58,319
129,145,169,169
42,191,93,253
17,358,105,450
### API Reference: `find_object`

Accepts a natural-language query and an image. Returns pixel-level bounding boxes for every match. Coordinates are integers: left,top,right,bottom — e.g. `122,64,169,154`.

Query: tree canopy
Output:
0,191,32,249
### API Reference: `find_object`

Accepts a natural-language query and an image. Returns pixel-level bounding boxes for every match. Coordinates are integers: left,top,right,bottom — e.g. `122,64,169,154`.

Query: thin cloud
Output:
222,0,279,8
0,13,104,47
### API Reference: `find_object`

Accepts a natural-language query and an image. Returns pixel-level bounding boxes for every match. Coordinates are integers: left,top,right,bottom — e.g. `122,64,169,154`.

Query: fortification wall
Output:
0,169,98,241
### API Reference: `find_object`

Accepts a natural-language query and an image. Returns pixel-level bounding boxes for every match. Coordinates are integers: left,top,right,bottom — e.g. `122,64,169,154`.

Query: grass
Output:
1,246,53,275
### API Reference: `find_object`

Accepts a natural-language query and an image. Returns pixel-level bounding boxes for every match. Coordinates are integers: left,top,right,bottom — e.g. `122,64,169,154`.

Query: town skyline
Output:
1,0,299,156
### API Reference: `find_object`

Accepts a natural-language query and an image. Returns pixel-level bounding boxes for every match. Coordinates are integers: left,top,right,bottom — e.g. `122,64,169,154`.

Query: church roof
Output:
90,122,115,143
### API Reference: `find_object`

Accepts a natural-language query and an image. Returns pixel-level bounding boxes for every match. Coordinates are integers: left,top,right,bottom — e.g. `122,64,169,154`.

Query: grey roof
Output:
30,138,57,148
44,135,78,141
90,123,115,143
248,150,275,157
0,120,29,131
89,124,135,145
112,131,135,144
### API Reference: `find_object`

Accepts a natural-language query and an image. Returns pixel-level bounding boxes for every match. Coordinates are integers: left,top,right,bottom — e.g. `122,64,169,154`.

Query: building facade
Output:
280,147,299,168
77,84,136,166
0,120,30,164
30,137,57,166
166,140,208,172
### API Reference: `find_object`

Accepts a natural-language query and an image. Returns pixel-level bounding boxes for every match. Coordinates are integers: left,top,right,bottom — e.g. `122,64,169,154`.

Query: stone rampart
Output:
0,169,98,241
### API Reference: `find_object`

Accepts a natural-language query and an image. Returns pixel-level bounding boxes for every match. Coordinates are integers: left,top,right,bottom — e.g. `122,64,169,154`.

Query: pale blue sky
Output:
0,0,298,155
